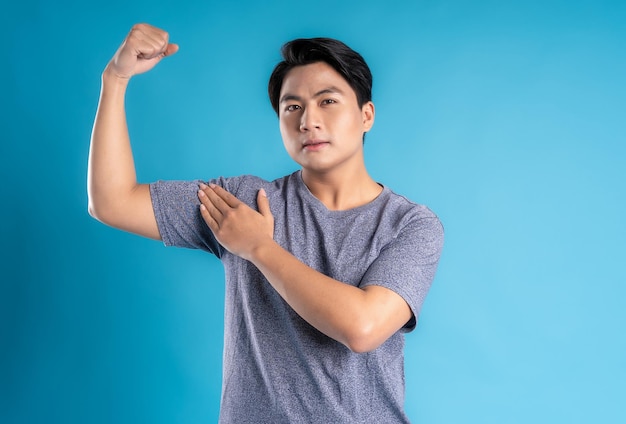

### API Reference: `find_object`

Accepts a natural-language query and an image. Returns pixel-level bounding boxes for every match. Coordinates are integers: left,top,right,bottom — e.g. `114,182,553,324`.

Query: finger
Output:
199,183,226,212
134,36,169,60
130,24,171,59
198,187,224,222
199,202,219,232
256,188,271,217
208,184,241,208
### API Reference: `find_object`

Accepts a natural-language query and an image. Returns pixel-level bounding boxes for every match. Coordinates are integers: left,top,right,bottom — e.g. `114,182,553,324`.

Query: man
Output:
88,23,443,423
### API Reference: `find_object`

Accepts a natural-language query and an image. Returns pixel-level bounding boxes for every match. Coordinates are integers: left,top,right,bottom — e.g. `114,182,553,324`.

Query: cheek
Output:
279,120,298,153
279,120,290,142
279,114,294,134
335,110,364,135
278,117,287,134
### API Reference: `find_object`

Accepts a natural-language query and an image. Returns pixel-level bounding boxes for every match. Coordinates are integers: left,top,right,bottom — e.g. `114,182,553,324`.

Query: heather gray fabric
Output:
150,170,443,423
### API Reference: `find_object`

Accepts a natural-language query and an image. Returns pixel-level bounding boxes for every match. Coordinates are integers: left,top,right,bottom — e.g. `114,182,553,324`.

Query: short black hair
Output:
268,37,373,115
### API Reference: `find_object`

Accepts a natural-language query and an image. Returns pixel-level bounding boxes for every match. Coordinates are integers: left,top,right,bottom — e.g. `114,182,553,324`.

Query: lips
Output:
302,139,330,151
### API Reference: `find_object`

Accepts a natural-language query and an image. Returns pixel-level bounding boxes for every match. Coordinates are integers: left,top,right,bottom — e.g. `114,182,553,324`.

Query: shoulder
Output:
376,187,444,249
383,187,442,226
212,172,297,206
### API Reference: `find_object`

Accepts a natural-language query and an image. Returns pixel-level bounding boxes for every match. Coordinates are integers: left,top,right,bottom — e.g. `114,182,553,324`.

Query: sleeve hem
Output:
360,280,420,333
149,182,173,247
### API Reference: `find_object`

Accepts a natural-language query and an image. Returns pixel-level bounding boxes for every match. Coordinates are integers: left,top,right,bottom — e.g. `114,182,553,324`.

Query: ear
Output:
361,101,375,132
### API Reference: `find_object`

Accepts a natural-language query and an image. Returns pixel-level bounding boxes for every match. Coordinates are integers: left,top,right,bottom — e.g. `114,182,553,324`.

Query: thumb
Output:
164,43,179,57
257,188,272,217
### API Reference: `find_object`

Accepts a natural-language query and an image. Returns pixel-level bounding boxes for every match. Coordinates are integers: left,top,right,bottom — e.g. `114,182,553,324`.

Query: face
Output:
278,62,374,176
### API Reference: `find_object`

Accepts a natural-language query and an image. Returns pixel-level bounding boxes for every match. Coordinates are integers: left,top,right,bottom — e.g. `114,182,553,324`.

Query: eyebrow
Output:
279,86,345,104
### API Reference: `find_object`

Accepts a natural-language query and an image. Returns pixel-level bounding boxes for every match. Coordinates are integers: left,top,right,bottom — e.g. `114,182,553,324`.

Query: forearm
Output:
197,185,412,352
88,69,143,220
87,69,160,239
250,241,410,353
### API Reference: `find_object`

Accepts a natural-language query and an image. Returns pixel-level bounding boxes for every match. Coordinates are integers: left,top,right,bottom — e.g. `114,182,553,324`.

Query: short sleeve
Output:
150,175,272,258
150,179,224,257
360,214,444,331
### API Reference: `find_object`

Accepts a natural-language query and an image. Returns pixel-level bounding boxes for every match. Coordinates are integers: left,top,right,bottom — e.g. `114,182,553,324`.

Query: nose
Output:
299,107,321,132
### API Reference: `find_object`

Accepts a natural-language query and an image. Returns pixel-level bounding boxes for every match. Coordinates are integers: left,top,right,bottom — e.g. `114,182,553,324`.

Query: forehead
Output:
280,62,355,98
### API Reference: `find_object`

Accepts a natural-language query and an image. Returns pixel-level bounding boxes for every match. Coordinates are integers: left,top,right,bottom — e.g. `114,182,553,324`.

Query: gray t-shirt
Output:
150,171,443,423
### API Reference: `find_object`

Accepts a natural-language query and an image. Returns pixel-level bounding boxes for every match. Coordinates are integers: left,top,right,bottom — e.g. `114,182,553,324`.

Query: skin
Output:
88,23,177,239
278,62,379,209
88,23,412,353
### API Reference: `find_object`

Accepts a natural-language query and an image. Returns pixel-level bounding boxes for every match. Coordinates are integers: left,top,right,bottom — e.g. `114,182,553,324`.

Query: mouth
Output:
302,140,330,151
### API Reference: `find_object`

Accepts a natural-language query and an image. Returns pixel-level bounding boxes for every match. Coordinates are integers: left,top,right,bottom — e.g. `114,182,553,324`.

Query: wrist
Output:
102,65,131,88
247,237,279,265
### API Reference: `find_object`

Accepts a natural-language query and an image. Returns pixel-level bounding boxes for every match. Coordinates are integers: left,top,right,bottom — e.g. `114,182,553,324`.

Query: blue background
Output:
2,1,625,423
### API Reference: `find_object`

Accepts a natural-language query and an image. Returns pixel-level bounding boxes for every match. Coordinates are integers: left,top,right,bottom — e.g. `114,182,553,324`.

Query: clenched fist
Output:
106,23,179,80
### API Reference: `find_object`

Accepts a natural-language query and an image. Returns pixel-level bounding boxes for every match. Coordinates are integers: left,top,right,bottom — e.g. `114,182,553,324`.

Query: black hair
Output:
268,37,373,115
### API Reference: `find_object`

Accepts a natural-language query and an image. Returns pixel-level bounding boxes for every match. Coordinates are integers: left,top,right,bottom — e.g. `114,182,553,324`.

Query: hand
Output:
106,23,179,80
198,184,275,260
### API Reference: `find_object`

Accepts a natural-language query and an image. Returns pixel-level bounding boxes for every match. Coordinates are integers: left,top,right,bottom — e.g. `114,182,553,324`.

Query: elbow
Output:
87,184,108,223
88,201,107,224
88,203,103,222
88,198,99,220
342,322,386,354
87,198,98,220
87,185,127,227
87,197,116,226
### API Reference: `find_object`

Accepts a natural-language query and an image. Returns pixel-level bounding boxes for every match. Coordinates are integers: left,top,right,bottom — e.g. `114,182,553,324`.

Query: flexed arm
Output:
88,24,178,239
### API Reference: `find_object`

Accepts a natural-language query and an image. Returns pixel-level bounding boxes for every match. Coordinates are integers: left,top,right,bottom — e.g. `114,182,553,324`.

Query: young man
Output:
88,23,443,423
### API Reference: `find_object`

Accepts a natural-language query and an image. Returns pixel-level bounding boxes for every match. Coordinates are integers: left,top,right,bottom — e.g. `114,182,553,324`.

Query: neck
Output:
301,165,382,211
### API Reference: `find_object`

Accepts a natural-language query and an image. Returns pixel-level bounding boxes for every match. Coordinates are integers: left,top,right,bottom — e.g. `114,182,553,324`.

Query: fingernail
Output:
199,182,207,189
259,188,267,197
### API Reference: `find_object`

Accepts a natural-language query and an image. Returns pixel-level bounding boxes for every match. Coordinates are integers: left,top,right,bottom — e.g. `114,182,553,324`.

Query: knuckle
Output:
131,23,145,34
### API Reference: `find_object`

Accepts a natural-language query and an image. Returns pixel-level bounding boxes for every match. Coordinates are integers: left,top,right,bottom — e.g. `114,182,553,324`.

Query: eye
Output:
285,104,301,112
321,99,337,105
